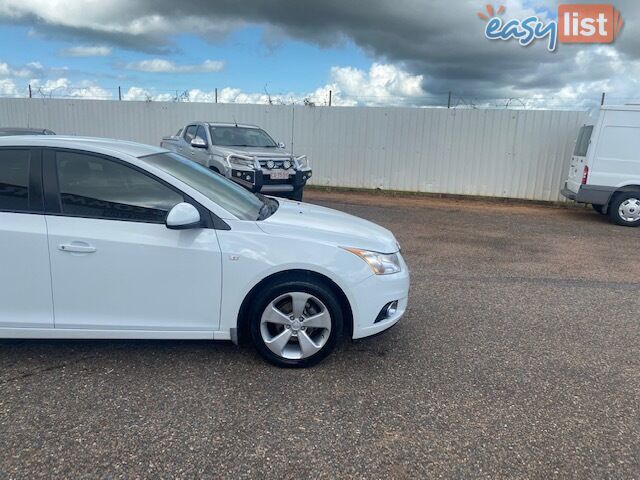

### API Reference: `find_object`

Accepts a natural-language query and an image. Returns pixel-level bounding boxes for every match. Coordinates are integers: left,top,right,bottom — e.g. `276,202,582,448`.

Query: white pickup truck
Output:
561,105,640,227
161,121,312,201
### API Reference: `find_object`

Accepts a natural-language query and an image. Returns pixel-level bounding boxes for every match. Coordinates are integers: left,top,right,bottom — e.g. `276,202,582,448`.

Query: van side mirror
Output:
277,142,286,149
191,137,207,149
166,203,201,230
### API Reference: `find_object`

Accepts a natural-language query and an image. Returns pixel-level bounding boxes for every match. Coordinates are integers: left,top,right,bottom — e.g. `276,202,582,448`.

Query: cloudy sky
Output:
0,0,638,108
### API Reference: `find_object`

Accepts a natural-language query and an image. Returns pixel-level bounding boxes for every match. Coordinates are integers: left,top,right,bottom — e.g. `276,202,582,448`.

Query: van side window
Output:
573,125,593,157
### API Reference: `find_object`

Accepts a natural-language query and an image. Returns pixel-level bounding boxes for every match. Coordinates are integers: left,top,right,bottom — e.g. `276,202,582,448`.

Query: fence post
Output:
600,92,605,106
329,90,332,106
28,84,32,98
215,88,218,104
447,91,452,109
118,86,122,101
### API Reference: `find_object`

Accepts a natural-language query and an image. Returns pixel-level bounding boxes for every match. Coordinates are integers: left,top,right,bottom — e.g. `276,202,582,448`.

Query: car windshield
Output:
209,126,277,147
140,152,275,221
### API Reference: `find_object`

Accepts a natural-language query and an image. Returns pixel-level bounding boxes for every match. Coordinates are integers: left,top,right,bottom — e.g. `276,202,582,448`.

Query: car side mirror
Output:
191,137,207,149
277,142,286,149
166,203,202,230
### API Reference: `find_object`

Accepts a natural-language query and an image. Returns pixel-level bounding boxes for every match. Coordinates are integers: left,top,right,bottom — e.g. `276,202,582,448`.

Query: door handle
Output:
59,242,97,254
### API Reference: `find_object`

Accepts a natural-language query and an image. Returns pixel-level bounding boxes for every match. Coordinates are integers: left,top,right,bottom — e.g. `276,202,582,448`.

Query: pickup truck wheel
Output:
289,187,304,202
609,192,640,227
592,204,606,215
249,280,342,368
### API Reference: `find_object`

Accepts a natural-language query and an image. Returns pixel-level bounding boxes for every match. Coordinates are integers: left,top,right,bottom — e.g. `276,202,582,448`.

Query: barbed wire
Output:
2,84,637,110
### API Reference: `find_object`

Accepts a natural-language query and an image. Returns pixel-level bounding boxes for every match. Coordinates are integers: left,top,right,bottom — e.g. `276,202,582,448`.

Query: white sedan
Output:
0,136,409,367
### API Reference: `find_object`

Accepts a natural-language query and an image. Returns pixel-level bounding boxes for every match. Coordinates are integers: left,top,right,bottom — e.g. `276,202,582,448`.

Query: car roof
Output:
0,135,167,158
194,122,260,129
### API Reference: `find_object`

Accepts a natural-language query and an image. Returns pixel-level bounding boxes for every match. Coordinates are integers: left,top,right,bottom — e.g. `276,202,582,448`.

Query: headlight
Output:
342,247,401,275
283,160,292,169
228,156,255,169
266,160,275,169
296,155,310,170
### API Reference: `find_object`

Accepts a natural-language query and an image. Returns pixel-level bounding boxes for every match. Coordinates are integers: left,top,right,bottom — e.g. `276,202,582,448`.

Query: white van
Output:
561,105,640,227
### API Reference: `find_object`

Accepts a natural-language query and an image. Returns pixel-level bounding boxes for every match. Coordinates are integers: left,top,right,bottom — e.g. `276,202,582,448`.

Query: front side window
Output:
56,151,183,223
209,127,277,148
0,149,30,212
184,125,197,143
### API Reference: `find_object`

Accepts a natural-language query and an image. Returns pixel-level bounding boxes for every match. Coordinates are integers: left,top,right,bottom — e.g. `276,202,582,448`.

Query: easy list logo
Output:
478,4,623,52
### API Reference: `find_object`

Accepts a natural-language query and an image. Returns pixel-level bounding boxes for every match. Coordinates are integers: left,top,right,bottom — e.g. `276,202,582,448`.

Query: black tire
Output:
608,192,640,227
209,166,221,175
591,204,606,215
289,187,304,202
248,279,343,368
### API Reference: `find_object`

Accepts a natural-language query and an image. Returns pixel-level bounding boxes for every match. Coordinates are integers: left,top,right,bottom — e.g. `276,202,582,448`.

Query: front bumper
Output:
349,255,410,339
230,168,312,193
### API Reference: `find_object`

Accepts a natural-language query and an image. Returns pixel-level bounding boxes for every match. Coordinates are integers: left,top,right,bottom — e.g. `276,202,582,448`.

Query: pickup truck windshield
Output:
210,126,277,148
141,152,267,220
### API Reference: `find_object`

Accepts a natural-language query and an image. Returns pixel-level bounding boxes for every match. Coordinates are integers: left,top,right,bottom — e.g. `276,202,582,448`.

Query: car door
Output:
43,148,222,333
0,148,54,329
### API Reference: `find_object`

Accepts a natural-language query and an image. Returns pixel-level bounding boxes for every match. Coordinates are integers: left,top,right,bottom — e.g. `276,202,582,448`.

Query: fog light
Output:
245,175,251,181
374,300,399,323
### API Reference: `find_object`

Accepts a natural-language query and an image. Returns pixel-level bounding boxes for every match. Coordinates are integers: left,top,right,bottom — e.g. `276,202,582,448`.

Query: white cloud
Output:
0,61,44,78
118,63,426,106
61,45,112,57
125,59,224,73
0,78,19,96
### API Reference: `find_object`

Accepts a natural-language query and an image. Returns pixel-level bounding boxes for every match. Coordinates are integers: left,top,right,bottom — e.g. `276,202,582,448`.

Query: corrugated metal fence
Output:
0,98,589,201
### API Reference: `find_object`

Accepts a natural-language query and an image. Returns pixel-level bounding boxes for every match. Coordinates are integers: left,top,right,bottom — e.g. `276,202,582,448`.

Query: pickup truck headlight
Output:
228,155,256,169
342,247,402,275
296,155,310,170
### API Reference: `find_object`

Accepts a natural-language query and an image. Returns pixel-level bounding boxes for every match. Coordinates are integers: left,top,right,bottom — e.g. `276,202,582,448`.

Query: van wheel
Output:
249,280,343,368
609,192,640,227
592,204,606,215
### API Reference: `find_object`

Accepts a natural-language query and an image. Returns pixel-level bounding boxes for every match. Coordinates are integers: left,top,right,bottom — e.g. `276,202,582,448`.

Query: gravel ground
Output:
1,190,638,479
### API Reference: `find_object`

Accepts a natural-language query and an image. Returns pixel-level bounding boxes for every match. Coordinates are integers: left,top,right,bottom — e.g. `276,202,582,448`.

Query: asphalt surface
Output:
1,190,638,479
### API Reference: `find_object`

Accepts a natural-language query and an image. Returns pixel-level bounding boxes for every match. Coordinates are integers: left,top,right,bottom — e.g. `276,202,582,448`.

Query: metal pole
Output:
215,88,218,104
28,84,32,98
118,86,122,101
447,91,452,109
600,92,605,106
329,90,332,106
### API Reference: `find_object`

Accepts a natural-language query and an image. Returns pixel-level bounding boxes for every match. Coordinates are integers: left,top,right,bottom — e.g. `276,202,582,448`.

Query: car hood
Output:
257,199,399,253
216,146,293,158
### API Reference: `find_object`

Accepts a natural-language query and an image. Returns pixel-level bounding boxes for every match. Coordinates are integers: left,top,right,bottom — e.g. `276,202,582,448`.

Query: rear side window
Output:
573,125,593,157
0,149,30,212
55,151,184,223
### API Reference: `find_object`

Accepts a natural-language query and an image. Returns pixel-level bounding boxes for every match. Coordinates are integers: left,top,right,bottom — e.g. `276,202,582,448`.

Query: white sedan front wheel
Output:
249,280,343,367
